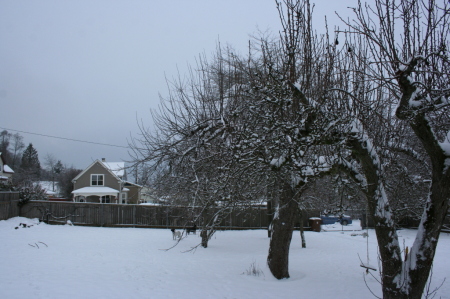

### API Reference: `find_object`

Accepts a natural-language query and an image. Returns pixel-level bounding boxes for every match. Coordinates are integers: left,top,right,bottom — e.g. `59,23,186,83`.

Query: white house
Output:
0,152,14,182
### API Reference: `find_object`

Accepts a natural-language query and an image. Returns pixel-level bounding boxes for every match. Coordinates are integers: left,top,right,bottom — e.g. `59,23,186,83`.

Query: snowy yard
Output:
1,217,449,299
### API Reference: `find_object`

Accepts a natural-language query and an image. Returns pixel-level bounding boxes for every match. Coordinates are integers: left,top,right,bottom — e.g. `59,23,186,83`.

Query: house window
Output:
121,193,127,204
91,174,104,186
101,195,111,203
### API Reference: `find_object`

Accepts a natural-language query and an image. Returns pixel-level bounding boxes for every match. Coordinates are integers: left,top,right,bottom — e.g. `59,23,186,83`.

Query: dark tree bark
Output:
200,229,208,248
392,67,450,298
348,124,449,298
267,199,273,238
267,182,299,279
299,208,306,248
347,137,403,297
341,1,450,296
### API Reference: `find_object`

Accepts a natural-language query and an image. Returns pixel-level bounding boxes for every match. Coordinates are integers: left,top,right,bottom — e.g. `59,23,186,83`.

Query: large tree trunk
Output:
348,121,450,298
267,182,299,279
344,1,450,296
347,137,404,298
396,103,450,297
384,63,450,297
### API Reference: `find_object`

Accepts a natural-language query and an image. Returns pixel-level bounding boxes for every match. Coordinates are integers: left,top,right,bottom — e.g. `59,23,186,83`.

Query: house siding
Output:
74,161,121,191
125,185,140,204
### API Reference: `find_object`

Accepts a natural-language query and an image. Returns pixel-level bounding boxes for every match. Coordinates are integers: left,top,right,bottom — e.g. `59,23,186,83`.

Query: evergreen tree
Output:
20,143,41,180
54,160,63,176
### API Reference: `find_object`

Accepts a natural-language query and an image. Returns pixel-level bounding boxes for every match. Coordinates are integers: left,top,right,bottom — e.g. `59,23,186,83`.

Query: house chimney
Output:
102,158,106,162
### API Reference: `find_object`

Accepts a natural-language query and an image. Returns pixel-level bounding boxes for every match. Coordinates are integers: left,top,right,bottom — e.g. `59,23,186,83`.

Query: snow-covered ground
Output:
1,217,449,299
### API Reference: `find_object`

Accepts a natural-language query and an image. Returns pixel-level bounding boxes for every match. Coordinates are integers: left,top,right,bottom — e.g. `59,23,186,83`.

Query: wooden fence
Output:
0,199,327,229
5,198,443,230
0,200,272,228
0,192,20,220
0,191,20,201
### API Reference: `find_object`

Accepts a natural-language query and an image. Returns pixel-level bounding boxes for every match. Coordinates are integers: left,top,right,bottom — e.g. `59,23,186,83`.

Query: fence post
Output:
166,206,169,228
101,204,104,227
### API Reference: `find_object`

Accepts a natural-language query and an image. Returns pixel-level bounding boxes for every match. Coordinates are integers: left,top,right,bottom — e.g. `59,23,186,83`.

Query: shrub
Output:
18,184,47,207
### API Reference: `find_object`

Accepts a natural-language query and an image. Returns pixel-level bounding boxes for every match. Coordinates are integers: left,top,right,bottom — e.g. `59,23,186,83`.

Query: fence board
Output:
0,200,19,220
0,191,19,202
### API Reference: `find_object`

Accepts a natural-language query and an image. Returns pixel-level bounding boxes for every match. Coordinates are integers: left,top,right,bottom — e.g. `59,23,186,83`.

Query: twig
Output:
362,272,382,299
159,233,186,251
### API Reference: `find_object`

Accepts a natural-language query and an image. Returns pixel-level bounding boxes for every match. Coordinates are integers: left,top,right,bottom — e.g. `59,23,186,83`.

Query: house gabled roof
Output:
72,160,124,183
3,164,14,173
102,162,125,178
123,181,143,188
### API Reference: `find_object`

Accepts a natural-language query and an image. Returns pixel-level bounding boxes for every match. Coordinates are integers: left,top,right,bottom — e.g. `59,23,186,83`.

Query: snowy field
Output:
1,217,449,299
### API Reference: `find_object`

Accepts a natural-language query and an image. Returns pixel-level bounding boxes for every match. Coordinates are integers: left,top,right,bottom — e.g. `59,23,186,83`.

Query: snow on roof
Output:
3,165,14,173
124,181,142,188
102,162,125,178
72,186,120,195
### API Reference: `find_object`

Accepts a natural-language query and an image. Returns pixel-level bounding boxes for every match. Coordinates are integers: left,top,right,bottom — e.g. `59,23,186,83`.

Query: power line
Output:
0,127,129,149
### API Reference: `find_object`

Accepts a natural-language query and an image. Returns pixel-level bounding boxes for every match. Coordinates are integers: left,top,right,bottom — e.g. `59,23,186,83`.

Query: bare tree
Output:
129,0,354,279
44,154,61,193
335,1,450,297
129,43,253,247
246,0,355,279
10,133,25,170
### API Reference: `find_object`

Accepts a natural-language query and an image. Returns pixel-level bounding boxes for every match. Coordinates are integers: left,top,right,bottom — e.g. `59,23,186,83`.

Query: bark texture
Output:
267,182,299,279
347,137,404,298
299,208,306,248
348,115,450,298
393,70,450,298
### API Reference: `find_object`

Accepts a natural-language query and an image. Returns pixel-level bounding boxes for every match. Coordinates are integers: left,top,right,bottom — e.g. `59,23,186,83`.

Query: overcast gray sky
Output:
1,0,358,170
